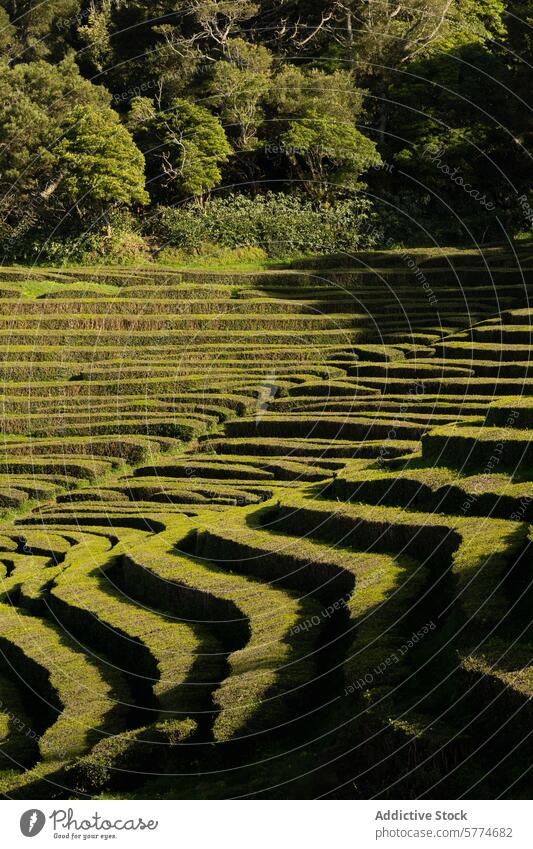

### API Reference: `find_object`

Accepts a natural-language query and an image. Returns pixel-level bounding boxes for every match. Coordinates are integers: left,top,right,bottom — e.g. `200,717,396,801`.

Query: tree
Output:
281,113,381,202
0,56,146,238
208,37,272,150
255,0,339,50
130,96,232,201
0,0,527,249
269,66,364,125
0,0,80,58
55,104,149,221
0,55,110,215
150,0,259,76
78,0,115,72
186,0,258,54
386,2,529,238
0,7,16,57
266,65,378,201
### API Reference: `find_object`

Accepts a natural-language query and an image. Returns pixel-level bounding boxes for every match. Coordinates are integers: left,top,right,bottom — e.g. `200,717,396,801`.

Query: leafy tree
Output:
0,0,529,250
0,55,146,238
0,7,16,56
130,96,232,201
281,113,381,202
185,0,258,54
78,0,115,71
208,37,272,150
269,67,364,125
503,1,533,135
0,0,80,58
0,55,110,213
266,65,378,201
56,104,149,220
330,0,507,141
386,3,530,237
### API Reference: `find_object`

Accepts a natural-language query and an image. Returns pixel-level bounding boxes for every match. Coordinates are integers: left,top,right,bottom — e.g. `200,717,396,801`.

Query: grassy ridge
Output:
0,248,532,798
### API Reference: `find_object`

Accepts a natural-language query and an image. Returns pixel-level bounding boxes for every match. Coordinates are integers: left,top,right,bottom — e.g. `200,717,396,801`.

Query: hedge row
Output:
49,530,222,717
116,518,323,742
333,466,533,521
0,328,357,346
0,313,359,332
0,603,128,768
225,414,427,441
422,424,533,470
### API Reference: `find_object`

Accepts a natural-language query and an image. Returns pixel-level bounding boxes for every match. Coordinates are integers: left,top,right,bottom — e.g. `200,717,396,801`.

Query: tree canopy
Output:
0,0,530,252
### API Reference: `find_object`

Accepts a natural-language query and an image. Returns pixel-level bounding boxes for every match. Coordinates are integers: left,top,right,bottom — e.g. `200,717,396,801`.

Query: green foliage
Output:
264,65,378,201
0,0,79,58
348,0,506,68
269,67,364,124
131,97,232,201
280,114,381,201
0,0,530,253
390,38,527,237
208,38,272,150
78,0,114,71
442,0,507,47
56,105,149,215
149,193,378,257
0,55,148,252
0,55,109,207
0,7,15,55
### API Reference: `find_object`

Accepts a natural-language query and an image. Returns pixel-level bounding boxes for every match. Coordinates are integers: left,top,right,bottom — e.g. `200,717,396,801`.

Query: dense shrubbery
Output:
11,211,150,265
7,196,380,264
148,195,379,258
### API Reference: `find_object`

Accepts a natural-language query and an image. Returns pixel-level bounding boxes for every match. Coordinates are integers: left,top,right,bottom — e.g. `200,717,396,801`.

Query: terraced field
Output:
1,248,533,799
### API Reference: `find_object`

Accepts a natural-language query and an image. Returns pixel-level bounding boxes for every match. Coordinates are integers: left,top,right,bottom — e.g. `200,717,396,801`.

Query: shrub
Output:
148,193,378,258
14,210,152,265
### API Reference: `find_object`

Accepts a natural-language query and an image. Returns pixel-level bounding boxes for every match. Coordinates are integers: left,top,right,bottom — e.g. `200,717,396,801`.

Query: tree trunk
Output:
346,10,353,45
377,81,388,144
40,172,66,201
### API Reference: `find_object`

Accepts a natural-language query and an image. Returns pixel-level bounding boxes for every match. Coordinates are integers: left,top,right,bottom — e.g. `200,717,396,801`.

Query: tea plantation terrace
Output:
0,250,532,799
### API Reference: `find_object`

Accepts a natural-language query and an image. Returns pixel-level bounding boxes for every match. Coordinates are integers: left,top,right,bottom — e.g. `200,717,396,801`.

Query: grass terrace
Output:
0,245,533,799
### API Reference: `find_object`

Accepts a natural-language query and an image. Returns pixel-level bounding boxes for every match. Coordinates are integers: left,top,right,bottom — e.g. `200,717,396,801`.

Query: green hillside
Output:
0,246,532,800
